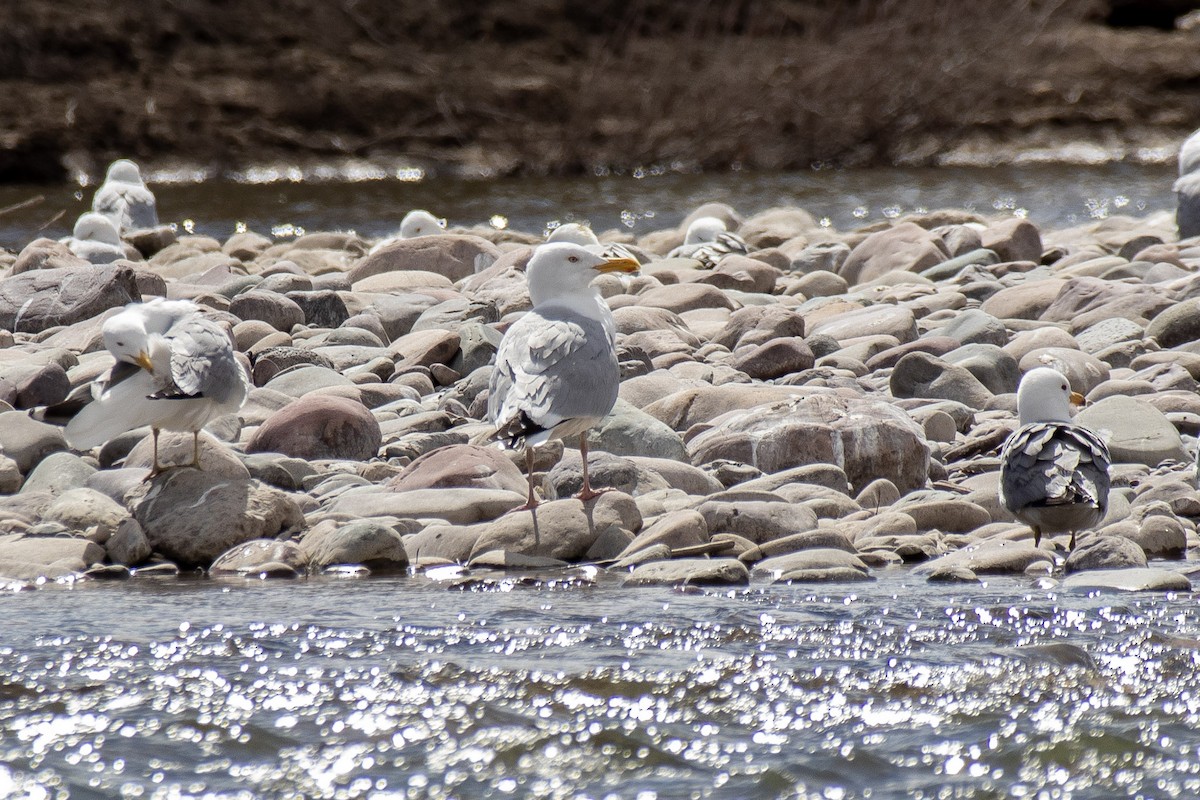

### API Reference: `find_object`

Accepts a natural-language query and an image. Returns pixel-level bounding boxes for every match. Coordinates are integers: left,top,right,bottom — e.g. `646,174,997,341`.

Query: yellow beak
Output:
135,351,155,372
1069,391,1086,407
594,256,640,274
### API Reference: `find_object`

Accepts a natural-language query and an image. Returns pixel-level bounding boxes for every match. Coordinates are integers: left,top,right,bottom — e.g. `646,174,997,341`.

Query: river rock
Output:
327,487,524,524
979,279,1066,320
0,411,67,473
349,234,501,283
1073,395,1187,466
809,304,918,345
688,393,929,493
467,499,606,561
623,557,749,587
697,500,818,544
247,394,381,461
587,399,688,461
1063,535,1148,573
387,443,526,494
617,509,710,559
750,548,870,580
229,291,305,331
0,533,105,579
301,520,409,571
980,218,1042,262
42,488,128,542
0,263,140,334
1061,568,1191,593
890,351,994,408
210,539,308,578
20,452,97,495
711,305,806,349
731,337,814,380
914,539,1052,575
130,471,305,568
839,222,948,286
0,360,70,409
285,290,350,328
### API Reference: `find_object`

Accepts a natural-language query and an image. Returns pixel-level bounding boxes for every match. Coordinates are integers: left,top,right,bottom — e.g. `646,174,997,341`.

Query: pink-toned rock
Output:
387,443,527,494
246,394,381,461
349,234,502,283
838,222,949,286
979,218,1043,263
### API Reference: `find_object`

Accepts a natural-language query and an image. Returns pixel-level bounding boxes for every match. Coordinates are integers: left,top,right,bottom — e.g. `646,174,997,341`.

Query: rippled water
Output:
2,570,1199,799
0,162,1178,251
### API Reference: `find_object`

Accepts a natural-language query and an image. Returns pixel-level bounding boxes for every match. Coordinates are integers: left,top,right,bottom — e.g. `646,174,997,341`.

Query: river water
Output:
2,569,1199,799
0,162,1196,799
0,162,1180,251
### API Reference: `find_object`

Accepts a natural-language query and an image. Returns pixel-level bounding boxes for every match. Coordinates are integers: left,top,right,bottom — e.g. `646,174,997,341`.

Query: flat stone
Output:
1062,568,1191,593
623,557,750,587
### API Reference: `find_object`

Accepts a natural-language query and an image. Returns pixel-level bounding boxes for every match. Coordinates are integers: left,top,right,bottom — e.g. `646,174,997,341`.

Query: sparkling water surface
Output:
0,163,1178,251
2,569,1199,799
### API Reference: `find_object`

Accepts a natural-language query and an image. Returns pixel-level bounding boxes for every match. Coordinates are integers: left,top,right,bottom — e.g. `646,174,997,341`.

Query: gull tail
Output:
64,372,158,449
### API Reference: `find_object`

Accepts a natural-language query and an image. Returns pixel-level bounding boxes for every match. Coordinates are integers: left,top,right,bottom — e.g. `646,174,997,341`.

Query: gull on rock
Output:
65,299,250,475
488,242,640,509
999,367,1110,550
92,159,159,233
65,212,127,265
368,209,447,255
1176,127,1200,240
546,222,642,264
666,215,750,268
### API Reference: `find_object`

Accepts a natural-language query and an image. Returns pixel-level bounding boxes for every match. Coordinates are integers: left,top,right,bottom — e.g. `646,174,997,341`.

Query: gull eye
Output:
1061,384,1067,391
568,255,579,263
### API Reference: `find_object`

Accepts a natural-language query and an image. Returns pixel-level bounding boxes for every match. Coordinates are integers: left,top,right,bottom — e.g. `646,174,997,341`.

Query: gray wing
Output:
1000,422,1110,514
153,317,238,400
488,305,619,442
93,183,158,231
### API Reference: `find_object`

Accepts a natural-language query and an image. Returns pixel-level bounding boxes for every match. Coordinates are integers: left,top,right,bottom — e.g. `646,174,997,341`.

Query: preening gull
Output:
488,242,640,509
92,159,159,233
65,212,127,265
65,299,249,474
999,367,1110,550
666,215,750,268
1176,128,1200,240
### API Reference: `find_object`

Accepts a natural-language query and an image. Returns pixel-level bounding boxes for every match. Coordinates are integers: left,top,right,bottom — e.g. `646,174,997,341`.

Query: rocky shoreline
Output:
0,190,1198,593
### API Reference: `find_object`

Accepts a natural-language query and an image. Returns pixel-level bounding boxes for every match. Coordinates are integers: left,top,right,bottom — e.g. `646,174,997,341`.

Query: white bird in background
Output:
65,212,127,265
368,209,447,255
546,222,642,263
999,367,1110,550
1175,127,1200,240
666,215,750,268
65,299,250,475
488,242,640,510
92,159,159,233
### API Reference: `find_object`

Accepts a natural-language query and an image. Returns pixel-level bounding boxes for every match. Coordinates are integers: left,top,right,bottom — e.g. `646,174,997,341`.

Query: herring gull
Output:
369,209,447,255
999,367,1110,549
65,212,127,265
666,215,750,268
1176,127,1200,240
65,299,250,474
92,159,159,233
546,222,642,263
488,242,639,509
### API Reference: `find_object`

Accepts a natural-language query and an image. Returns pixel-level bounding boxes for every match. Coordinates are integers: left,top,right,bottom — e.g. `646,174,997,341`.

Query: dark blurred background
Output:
1,0,1198,183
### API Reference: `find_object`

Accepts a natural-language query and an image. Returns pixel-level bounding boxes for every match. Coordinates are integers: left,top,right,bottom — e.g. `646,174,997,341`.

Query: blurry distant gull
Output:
368,209,447,255
488,242,640,509
999,367,1110,550
546,222,641,263
65,299,249,475
1175,127,1200,240
666,215,750,269
65,212,126,265
92,159,159,233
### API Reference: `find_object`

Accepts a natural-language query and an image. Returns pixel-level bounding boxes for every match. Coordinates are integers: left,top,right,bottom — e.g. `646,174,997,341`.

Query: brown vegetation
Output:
0,0,1198,182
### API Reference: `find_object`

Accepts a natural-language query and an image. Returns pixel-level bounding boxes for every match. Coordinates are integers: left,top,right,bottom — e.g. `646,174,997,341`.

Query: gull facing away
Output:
666,215,750,268
65,213,127,265
546,222,642,263
65,299,250,475
92,159,159,233
1176,127,1200,240
999,367,1110,550
488,242,640,510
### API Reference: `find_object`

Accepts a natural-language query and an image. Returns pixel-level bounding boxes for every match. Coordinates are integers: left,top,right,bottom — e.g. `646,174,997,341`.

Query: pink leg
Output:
575,434,611,502
508,448,540,513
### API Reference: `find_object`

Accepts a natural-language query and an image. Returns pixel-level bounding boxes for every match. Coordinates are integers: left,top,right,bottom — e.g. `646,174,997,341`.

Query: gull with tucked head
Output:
666,215,750,268
66,299,249,475
488,242,639,510
92,159,159,233
999,367,1110,550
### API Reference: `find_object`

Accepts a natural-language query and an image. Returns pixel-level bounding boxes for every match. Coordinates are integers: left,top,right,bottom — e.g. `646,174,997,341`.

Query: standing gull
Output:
1176,127,1200,240
92,159,159,233
488,242,639,509
65,299,250,474
999,367,1110,549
